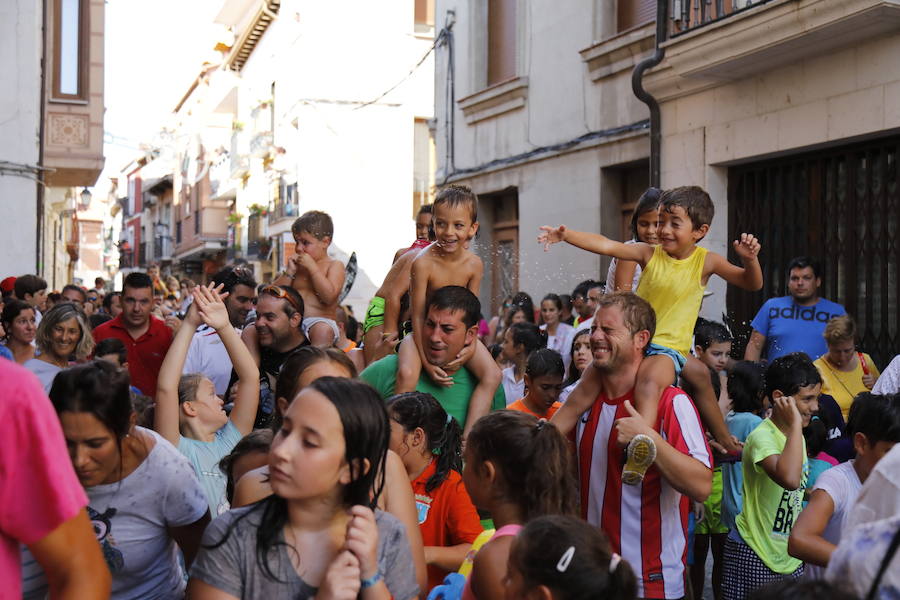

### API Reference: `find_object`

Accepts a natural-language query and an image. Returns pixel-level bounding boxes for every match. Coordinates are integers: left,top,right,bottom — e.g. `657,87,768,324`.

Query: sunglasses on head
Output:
260,285,303,315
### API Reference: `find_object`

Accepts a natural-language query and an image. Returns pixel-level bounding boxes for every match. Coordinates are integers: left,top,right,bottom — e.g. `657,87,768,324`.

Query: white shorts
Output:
302,316,340,344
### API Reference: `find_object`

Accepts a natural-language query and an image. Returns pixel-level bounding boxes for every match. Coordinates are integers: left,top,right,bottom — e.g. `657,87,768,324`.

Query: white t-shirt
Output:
606,239,643,292
541,322,575,372
89,428,207,599
844,443,900,534
183,324,238,396
805,460,861,579
501,366,524,406
872,354,900,395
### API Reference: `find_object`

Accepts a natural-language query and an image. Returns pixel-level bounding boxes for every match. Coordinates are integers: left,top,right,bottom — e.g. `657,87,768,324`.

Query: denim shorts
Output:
645,343,687,381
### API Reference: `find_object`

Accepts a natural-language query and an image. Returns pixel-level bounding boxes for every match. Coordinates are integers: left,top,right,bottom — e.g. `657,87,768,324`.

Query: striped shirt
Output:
576,386,711,599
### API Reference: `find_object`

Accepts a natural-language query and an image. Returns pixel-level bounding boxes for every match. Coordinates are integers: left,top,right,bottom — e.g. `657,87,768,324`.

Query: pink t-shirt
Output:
0,360,87,597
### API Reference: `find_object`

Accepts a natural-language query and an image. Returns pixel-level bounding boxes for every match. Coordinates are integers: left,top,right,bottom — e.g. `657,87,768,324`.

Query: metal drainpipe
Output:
631,0,670,188
37,0,49,274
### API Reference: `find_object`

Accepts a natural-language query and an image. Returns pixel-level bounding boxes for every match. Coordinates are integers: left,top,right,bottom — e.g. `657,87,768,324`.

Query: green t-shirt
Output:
735,418,808,574
360,354,506,426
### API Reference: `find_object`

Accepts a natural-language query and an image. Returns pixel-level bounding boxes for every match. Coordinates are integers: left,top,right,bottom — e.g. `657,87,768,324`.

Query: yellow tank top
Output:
635,244,708,356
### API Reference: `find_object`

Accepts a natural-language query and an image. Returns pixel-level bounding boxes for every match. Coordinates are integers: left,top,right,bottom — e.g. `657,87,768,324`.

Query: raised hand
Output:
733,233,761,262
772,394,801,430
193,284,230,332
537,225,567,252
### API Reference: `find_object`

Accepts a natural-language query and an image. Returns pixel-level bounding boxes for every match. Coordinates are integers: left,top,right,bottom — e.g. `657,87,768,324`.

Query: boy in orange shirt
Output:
507,348,566,420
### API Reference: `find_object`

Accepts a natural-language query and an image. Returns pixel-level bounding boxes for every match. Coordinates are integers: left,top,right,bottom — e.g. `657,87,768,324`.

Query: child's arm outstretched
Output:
192,286,260,436
155,288,205,446
539,225,653,264
705,233,763,291
761,395,806,490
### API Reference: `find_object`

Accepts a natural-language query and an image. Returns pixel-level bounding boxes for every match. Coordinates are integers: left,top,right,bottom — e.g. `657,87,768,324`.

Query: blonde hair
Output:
823,314,857,345
35,303,94,359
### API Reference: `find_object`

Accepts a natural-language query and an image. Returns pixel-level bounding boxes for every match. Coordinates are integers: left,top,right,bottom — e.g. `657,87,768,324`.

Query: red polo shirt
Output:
92,314,173,398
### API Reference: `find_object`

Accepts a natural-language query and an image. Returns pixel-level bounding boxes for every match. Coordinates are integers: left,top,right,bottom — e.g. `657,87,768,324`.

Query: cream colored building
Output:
433,1,656,319
647,0,900,364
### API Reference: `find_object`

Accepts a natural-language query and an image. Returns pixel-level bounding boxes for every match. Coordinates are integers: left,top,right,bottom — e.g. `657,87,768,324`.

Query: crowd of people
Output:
2,184,900,600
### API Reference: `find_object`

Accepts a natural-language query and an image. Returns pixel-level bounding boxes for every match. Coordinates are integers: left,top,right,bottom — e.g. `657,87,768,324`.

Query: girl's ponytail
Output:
386,392,463,493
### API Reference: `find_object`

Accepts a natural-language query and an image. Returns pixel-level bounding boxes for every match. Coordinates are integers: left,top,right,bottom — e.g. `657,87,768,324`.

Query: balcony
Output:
660,0,900,83
269,180,299,223
153,237,174,261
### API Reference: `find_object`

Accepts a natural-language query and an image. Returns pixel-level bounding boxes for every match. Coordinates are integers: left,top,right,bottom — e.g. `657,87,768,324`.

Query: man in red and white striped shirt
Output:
565,292,713,599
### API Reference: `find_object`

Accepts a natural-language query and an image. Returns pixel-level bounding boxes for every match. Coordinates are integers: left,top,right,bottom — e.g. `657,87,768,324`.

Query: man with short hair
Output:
552,292,712,600
183,266,258,396
60,284,87,308
571,279,603,328
361,286,506,436
227,284,308,428
92,272,173,397
14,275,48,325
744,256,846,363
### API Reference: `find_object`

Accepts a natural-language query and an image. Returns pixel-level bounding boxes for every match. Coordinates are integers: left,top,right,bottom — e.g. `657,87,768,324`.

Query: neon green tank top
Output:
635,244,708,356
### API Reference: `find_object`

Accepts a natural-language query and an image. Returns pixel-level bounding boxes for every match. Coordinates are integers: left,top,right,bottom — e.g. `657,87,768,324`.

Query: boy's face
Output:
658,205,709,252
526,373,564,409
415,212,432,240
789,383,821,427
294,231,330,260
432,203,477,254
695,340,731,372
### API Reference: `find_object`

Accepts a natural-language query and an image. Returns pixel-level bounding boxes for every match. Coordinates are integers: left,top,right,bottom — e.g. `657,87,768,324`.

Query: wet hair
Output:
466,411,577,520
660,186,714,229
803,417,828,458
596,292,656,343
764,352,822,400
510,515,638,600
212,265,258,295
271,345,357,431
727,361,766,414
746,578,857,600
433,184,478,223
34,302,94,359
846,393,900,445
508,322,546,357
1,299,35,338
694,318,733,350
218,429,274,504
178,373,206,408
208,377,389,582
526,348,565,380
50,361,133,442
822,314,857,346
61,284,87,303
630,187,662,241
427,285,481,329
542,293,563,312
571,280,601,302
123,271,153,292
566,329,591,385
386,392,463,493
291,210,334,240
89,313,112,329
510,292,535,323
95,337,128,365
102,291,121,312
787,256,821,280
417,204,433,217
13,274,47,299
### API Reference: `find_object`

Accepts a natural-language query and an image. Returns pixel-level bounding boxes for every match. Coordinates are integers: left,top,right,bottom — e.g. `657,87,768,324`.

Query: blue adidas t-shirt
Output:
750,296,845,362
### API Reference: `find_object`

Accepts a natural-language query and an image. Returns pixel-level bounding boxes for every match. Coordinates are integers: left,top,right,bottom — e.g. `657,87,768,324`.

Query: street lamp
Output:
78,188,92,211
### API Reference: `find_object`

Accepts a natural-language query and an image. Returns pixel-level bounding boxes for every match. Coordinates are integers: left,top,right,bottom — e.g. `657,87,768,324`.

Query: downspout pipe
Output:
37,0,49,274
631,0,669,188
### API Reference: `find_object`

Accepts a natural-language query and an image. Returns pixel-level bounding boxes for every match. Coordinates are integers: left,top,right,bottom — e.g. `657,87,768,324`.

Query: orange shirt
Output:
412,460,483,592
507,398,562,420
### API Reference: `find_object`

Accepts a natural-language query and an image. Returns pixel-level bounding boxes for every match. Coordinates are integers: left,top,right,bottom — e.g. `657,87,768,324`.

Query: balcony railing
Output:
139,242,149,267
153,237,173,261
671,0,774,36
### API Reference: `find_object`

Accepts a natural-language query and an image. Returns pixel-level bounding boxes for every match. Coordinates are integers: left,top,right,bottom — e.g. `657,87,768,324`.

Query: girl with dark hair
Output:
508,348,566,419
155,284,260,517
217,429,274,506
560,329,592,403
540,294,575,373
48,361,209,599
460,411,577,599
606,187,661,292
499,322,546,404
386,392,482,592
510,291,536,324
1,298,36,364
188,378,419,600
506,515,638,600
25,302,94,392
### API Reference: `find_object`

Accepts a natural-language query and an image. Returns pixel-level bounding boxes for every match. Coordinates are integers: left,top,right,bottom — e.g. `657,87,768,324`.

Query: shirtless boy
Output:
395,185,501,436
274,211,346,347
